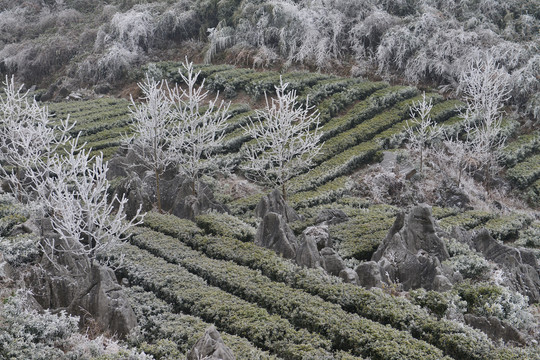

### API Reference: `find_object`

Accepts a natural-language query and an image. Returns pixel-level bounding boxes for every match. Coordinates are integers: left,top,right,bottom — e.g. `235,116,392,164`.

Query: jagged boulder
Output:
320,247,346,276
355,261,384,289
303,225,332,251
187,326,235,360
255,189,301,222
28,223,136,337
464,314,528,346
255,212,298,259
315,209,348,226
371,204,451,291
472,229,540,303
108,150,228,220
296,232,322,269
339,268,359,284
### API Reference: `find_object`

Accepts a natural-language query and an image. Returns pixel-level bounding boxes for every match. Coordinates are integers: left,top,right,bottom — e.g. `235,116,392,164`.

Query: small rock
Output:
296,234,322,269
303,225,332,251
355,261,384,289
315,209,349,226
320,247,346,276
187,325,235,360
339,268,359,284
432,275,453,292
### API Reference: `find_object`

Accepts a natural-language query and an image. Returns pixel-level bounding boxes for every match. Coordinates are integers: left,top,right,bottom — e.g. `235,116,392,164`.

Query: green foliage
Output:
126,286,278,359
195,212,256,242
515,221,540,248
525,178,540,207
409,289,450,318
130,227,447,359
142,212,506,360
507,153,540,188
501,131,540,166
446,254,491,280
439,210,496,230
455,282,536,330
116,241,334,360
480,213,533,242
330,205,397,260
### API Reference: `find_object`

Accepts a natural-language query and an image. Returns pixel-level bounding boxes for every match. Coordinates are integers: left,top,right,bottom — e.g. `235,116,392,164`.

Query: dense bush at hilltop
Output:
0,0,538,119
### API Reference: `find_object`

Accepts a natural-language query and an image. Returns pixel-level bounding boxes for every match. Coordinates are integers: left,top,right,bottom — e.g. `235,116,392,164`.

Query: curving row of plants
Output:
140,212,526,360
129,227,446,360
116,242,334,360
125,285,281,360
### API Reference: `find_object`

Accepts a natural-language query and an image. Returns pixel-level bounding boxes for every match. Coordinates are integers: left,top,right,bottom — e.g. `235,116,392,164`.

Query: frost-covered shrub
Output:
0,234,40,266
0,291,153,360
456,282,536,331
446,254,490,280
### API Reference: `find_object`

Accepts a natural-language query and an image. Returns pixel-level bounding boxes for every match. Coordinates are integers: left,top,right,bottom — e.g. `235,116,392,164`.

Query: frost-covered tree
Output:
459,53,510,191
405,92,442,173
242,78,323,200
39,139,143,265
0,76,72,201
167,59,231,195
128,74,175,212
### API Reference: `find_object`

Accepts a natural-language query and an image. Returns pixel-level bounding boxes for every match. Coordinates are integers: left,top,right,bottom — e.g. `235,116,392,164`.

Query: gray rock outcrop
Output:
187,326,235,360
303,225,332,251
368,204,451,291
320,247,346,276
256,212,298,259
464,314,528,346
255,189,302,222
472,229,540,303
355,261,384,289
315,209,349,226
108,149,228,220
296,232,322,269
28,229,137,337
339,268,359,284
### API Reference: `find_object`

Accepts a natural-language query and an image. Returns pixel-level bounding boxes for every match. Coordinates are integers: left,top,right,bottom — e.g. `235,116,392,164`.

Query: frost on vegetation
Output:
404,92,442,173
127,58,231,203
38,140,144,266
457,283,538,331
0,234,40,266
241,77,323,199
166,59,231,191
0,291,152,360
0,77,143,268
0,76,72,201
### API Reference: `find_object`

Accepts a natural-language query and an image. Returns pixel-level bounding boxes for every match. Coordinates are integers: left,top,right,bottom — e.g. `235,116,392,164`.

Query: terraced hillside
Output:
43,64,539,359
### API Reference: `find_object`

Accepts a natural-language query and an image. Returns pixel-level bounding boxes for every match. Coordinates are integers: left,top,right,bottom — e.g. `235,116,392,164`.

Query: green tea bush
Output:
507,154,540,188
142,213,507,360
455,282,536,331
501,131,540,167
125,286,279,360
446,254,491,280
117,241,333,360
195,212,256,242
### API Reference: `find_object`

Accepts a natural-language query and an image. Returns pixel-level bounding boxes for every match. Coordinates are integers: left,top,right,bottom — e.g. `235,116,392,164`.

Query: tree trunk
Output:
155,168,162,212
